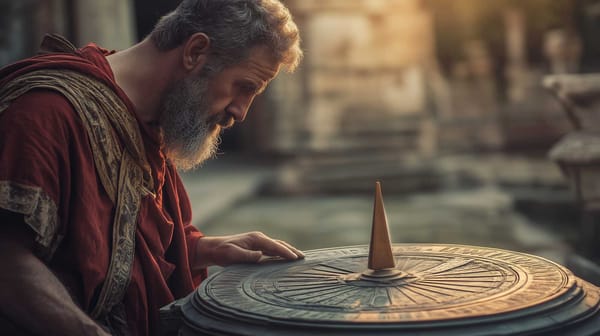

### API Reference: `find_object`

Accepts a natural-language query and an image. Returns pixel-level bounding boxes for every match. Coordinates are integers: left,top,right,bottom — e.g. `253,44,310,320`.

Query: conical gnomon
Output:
368,181,396,270
340,181,408,284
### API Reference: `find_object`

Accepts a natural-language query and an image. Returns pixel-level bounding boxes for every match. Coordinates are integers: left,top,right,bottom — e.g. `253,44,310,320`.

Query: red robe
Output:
0,43,207,335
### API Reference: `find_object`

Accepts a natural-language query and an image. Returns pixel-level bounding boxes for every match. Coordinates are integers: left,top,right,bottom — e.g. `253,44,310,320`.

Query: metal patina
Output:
160,182,600,335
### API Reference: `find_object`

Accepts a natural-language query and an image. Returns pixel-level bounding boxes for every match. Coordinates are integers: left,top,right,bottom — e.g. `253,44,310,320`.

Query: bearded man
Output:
0,0,303,335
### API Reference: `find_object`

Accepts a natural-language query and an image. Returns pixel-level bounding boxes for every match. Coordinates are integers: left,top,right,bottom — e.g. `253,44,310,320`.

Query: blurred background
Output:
2,0,600,281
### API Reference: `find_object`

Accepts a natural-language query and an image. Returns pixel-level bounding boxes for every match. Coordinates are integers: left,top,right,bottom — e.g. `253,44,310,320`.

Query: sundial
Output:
161,182,600,335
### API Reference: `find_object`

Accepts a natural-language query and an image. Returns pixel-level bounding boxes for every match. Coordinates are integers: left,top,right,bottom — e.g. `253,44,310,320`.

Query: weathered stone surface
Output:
550,132,600,164
543,73,600,131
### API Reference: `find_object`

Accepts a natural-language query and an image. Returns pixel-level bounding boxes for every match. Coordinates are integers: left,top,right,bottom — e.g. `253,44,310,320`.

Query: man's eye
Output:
241,84,258,94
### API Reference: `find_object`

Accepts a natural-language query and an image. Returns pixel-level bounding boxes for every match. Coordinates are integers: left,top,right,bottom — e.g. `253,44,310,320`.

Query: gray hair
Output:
150,0,302,73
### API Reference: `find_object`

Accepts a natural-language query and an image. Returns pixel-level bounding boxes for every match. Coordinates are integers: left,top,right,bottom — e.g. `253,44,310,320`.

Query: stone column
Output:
73,0,136,49
504,7,528,103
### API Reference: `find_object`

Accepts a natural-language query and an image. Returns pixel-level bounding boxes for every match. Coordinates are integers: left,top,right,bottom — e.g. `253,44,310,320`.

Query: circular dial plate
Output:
198,244,573,323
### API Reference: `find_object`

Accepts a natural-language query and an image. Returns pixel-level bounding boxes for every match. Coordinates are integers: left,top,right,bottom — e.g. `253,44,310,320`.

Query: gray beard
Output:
158,75,220,171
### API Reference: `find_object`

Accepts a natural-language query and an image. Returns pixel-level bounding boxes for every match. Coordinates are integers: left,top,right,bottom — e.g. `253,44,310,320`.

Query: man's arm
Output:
0,213,109,336
193,231,304,271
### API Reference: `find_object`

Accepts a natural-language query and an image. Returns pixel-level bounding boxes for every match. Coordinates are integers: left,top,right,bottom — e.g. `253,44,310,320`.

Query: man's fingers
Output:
261,240,298,260
276,240,305,259
249,234,301,260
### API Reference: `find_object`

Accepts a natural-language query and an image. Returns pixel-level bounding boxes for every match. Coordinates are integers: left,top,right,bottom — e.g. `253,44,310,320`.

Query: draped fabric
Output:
0,35,207,335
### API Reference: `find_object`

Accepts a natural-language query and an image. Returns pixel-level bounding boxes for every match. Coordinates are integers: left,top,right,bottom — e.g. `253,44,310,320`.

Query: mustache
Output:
210,112,235,129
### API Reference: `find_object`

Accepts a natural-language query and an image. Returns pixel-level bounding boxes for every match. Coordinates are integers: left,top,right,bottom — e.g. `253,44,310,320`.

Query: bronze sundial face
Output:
171,183,600,335
179,244,600,335
247,245,571,321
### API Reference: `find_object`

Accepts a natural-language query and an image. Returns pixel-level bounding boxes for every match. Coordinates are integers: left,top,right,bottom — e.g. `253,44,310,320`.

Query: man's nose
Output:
226,97,254,122
226,106,246,122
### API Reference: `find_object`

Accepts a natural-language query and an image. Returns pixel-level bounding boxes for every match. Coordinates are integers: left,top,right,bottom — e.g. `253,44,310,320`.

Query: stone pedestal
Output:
546,73,600,262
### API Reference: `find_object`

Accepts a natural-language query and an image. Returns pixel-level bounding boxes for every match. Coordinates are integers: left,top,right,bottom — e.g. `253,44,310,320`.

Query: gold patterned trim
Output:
90,152,143,318
0,181,62,259
0,59,152,319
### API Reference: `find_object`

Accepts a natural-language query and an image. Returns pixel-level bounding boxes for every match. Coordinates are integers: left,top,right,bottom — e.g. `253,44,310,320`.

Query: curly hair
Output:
150,0,302,73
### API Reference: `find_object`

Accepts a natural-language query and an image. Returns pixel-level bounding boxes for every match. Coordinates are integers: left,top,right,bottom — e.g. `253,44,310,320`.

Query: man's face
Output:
158,46,280,170
158,70,226,171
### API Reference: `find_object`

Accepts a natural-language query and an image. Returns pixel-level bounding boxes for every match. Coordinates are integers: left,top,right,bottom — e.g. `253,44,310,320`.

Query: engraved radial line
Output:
304,268,352,275
367,287,377,306
302,270,350,276
314,264,355,274
405,260,439,272
407,283,456,297
407,284,460,298
286,287,366,303
276,276,330,282
421,272,492,279
410,261,456,274
277,277,339,282
277,279,338,287
277,275,338,280
419,259,473,275
276,280,339,287
286,285,354,302
311,287,359,304
436,270,500,276
386,287,393,305
277,283,343,291
328,288,364,306
396,257,410,271
420,279,499,288
392,286,419,304
433,265,489,273
427,273,502,279
416,282,490,292
282,273,336,278
281,289,348,302
421,278,502,283
401,285,439,302
277,283,344,293
308,269,349,276
414,282,484,292
425,264,480,272
281,284,352,299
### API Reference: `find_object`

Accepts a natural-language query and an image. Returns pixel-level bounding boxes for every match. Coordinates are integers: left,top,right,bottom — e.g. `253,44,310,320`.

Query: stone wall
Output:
265,0,437,155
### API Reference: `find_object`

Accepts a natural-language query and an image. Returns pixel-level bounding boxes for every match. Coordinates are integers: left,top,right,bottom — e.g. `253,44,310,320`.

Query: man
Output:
0,0,303,335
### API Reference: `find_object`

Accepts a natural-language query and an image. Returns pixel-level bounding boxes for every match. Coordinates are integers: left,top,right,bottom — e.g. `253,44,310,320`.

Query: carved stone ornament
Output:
160,182,600,336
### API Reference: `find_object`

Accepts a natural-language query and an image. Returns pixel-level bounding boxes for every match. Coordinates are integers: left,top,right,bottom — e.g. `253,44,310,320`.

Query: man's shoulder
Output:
0,89,83,137
4,88,77,116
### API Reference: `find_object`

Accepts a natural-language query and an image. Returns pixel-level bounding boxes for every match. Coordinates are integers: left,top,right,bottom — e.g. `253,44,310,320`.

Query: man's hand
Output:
195,232,304,269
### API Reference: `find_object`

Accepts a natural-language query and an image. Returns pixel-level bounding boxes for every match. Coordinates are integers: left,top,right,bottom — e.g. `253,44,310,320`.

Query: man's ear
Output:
182,32,210,72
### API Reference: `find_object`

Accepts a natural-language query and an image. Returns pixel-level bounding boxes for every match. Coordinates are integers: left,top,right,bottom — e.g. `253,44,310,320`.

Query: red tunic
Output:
0,44,207,335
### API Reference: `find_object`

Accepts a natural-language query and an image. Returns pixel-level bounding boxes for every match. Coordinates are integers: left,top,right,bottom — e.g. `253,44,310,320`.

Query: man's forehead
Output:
237,46,281,80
